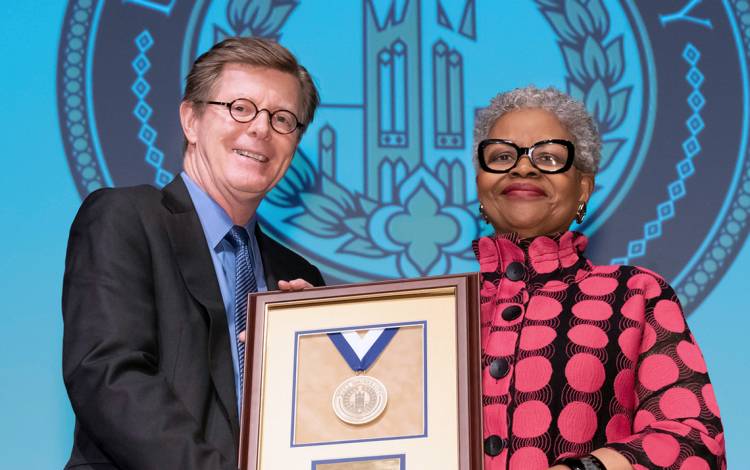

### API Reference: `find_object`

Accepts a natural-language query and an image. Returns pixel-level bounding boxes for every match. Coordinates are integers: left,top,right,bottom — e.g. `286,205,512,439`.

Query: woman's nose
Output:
510,154,538,176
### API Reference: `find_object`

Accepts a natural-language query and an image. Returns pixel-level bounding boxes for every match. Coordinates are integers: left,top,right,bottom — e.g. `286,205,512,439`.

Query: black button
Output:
484,435,505,456
489,358,510,379
505,262,525,281
501,305,522,321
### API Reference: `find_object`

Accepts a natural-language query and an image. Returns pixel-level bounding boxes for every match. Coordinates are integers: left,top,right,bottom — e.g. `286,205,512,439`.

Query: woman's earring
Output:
479,203,490,223
575,201,587,224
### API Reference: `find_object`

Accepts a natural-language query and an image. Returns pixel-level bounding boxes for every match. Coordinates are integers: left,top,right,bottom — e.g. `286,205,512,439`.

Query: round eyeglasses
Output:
477,139,575,174
198,98,303,134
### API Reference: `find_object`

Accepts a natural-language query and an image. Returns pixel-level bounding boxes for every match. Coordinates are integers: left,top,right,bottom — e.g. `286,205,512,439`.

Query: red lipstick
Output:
501,183,547,198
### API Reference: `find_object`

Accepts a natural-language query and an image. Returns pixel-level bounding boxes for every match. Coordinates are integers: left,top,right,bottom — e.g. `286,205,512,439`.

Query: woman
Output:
473,86,725,470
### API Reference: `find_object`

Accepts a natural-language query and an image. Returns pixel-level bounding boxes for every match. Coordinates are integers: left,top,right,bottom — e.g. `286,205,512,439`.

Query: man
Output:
62,37,324,469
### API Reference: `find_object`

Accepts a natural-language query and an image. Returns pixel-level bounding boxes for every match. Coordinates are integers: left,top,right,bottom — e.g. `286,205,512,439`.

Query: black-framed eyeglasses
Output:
197,98,303,134
477,139,575,174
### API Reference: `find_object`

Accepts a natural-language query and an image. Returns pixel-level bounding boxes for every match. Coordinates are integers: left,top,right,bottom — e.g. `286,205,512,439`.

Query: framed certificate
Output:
239,274,482,469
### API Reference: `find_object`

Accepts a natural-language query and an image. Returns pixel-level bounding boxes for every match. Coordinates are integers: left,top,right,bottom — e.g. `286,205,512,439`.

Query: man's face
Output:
181,63,302,206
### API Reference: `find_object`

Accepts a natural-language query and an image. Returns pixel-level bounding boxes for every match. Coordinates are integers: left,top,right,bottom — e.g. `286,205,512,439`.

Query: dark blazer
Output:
62,177,324,470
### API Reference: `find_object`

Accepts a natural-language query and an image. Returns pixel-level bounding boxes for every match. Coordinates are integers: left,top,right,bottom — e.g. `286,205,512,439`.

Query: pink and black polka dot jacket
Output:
475,231,726,470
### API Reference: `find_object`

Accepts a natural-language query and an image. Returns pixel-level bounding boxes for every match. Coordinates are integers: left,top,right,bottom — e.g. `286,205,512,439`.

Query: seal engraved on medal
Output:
332,375,389,425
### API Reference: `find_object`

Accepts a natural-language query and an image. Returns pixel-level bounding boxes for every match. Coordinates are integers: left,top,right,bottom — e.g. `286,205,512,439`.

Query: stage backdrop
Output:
1,0,748,467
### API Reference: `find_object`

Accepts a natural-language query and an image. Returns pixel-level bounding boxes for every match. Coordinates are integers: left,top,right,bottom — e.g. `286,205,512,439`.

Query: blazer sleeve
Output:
62,189,237,470
306,263,325,287
605,269,726,469
255,225,326,289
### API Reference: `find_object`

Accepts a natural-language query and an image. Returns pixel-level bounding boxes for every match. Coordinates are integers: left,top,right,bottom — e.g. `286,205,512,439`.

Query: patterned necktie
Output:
226,225,258,395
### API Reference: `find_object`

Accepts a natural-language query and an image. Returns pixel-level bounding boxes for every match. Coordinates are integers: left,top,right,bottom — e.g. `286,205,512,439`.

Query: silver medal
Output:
331,375,388,425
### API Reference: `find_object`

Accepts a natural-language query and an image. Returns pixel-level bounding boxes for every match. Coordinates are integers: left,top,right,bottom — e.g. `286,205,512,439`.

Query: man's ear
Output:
179,101,199,145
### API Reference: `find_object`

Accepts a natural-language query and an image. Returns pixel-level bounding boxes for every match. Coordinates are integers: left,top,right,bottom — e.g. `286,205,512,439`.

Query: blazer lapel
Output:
255,225,281,291
161,177,240,439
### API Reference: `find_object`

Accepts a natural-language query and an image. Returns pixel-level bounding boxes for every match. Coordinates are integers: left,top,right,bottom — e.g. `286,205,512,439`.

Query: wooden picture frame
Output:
239,274,482,469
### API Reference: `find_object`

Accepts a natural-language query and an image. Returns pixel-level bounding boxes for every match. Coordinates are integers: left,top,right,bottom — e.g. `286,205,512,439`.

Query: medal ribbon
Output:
328,327,398,372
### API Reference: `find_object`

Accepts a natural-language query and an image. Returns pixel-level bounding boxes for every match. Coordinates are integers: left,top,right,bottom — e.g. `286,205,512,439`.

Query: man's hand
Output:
238,279,314,344
278,278,314,291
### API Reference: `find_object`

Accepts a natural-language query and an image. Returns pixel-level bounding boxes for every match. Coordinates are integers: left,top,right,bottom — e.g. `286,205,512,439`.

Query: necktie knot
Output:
227,225,250,249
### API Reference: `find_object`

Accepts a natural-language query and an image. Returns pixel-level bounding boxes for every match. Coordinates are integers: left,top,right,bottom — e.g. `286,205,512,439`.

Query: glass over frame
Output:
477,139,575,174
199,98,302,134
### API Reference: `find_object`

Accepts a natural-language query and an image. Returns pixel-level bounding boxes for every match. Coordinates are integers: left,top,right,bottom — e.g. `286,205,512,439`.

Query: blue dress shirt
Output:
181,172,267,413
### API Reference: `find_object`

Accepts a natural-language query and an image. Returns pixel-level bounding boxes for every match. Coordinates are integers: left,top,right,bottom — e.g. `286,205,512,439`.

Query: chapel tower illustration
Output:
362,0,468,201
363,0,422,200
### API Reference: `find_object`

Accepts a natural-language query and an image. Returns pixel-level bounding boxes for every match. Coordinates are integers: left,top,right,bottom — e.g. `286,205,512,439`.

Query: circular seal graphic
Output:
57,0,750,314
332,374,388,425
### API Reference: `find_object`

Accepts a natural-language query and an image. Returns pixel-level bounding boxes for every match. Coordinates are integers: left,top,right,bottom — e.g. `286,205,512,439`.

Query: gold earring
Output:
575,201,587,224
479,203,490,223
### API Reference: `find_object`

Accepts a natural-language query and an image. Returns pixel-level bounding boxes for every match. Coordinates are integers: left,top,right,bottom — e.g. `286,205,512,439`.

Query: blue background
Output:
0,1,747,468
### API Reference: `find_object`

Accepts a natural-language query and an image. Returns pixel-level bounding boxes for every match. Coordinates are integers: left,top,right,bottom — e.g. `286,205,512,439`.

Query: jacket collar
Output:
473,231,591,284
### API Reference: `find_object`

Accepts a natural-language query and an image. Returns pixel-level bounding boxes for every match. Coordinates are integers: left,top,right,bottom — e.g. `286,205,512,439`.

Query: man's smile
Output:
233,148,269,162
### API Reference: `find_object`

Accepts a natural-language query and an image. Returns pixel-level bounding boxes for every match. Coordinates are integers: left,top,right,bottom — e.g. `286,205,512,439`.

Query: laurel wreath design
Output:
265,152,386,257
216,0,298,42
536,0,632,172
265,150,481,266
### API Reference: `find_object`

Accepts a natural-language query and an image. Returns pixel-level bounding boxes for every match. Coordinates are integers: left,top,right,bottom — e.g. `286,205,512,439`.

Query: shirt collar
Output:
180,171,257,249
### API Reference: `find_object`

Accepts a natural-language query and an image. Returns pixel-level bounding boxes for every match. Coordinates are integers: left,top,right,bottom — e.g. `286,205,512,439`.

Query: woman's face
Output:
477,107,594,238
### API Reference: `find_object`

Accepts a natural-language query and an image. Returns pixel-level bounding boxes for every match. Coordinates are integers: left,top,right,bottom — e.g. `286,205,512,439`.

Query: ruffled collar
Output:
473,231,590,282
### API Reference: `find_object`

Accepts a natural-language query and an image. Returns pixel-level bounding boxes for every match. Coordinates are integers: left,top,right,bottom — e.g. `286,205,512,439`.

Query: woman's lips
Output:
501,183,547,198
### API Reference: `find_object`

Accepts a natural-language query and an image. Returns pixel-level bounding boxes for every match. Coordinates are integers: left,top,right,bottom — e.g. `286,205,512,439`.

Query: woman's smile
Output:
500,182,547,198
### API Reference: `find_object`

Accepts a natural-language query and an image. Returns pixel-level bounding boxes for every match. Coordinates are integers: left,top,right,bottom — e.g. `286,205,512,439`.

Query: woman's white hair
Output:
473,85,601,174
